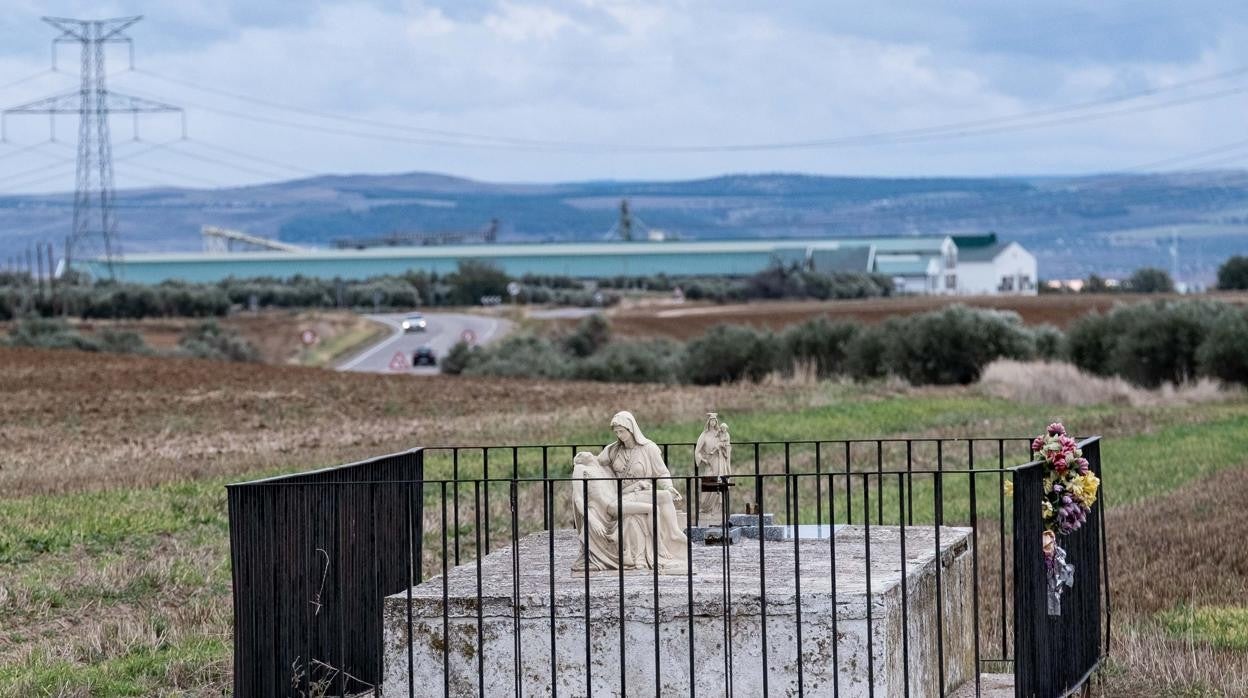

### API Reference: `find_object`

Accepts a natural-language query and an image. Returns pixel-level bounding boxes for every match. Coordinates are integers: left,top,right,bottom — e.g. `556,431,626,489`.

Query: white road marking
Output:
336,316,403,370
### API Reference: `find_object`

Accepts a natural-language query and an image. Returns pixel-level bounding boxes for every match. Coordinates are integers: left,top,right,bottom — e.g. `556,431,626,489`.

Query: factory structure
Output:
81,229,1037,296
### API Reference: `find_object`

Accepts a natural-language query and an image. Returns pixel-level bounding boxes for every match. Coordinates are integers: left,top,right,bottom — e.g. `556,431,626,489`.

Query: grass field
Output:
1,347,1246,695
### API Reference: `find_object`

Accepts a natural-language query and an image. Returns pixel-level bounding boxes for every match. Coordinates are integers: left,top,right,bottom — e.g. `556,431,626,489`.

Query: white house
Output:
954,234,1038,296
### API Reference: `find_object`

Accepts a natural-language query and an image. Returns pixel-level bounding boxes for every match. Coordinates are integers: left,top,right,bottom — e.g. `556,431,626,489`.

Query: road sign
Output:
460,329,477,345
389,351,410,372
506,281,521,297
300,329,319,346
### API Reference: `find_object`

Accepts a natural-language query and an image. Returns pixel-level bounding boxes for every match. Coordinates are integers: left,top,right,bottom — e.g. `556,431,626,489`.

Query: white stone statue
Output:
695,413,732,516
571,411,689,573
571,451,621,572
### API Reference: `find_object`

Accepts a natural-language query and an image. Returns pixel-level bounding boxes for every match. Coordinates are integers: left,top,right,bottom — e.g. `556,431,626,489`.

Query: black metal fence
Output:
228,436,1109,697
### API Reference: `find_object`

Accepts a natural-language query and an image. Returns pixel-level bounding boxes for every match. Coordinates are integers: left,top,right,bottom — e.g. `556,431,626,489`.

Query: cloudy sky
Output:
1,0,1246,190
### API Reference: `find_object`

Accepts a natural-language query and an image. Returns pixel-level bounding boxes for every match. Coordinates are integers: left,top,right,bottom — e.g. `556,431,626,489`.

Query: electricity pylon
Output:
2,16,183,278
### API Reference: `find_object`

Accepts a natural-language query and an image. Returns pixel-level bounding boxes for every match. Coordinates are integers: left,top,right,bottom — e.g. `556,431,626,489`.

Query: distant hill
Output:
3,170,1246,281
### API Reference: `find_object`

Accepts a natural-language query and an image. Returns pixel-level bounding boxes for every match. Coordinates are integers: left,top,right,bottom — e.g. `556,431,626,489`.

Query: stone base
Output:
703,525,741,545
382,525,975,697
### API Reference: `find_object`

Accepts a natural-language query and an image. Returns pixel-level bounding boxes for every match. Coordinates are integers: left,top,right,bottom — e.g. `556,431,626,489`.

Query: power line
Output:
118,64,1248,153
0,68,59,93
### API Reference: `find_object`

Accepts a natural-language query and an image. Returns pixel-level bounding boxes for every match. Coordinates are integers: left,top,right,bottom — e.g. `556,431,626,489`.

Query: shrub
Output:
573,339,684,384
845,321,898,380
562,314,611,358
97,329,152,355
1217,255,1248,290
1066,312,1119,376
1197,309,1248,384
445,260,510,306
1125,267,1174,294
782,317,859,378
885,306,1033,385
682,324,782,384
3,317,99,352
439,340,477,375
177,320,259,362
461,334,571,379
1030,324,1065,361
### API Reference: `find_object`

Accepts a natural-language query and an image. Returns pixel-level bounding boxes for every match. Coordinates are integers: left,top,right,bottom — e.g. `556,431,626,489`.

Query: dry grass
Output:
979,360,1239,408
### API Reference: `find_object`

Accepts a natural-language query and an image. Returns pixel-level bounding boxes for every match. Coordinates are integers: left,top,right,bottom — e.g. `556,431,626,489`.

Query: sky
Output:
1,0,1247,191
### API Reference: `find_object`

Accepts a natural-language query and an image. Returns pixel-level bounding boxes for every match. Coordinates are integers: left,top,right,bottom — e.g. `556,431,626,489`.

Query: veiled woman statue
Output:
595,411,689,573
695,413,732,515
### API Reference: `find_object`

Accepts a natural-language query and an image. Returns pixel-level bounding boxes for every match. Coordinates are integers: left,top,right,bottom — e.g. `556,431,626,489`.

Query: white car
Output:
401,314,427,332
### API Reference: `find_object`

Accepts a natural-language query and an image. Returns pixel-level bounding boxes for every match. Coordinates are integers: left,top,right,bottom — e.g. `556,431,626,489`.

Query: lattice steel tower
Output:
2,16,182,277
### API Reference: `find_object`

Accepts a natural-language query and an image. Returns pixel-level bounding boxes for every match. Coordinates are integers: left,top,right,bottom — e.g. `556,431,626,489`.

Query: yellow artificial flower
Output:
1042,500,1054,520
1003,480,1014,497
1076,472,1100,506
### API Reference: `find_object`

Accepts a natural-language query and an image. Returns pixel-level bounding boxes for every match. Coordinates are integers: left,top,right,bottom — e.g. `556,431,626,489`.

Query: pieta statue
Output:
571,411,689,573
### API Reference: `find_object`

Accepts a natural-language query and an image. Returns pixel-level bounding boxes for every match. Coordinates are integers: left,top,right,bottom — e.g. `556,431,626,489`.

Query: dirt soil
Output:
582,292,1248,340
0,346,818,497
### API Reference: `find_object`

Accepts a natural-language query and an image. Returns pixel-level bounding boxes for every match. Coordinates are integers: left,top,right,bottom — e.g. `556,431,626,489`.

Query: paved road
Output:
335,312,511,375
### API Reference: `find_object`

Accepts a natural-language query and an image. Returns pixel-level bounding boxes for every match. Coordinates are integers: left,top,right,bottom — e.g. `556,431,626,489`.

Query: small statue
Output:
696,412,732,516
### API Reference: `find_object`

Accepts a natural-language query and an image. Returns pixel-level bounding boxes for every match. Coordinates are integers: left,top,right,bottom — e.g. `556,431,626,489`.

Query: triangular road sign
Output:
389,351,410,372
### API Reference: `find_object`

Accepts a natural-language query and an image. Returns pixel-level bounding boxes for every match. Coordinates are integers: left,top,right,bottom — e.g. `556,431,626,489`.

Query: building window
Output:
1021,275,1032,290
1000,276,1015,292
946,274,957,290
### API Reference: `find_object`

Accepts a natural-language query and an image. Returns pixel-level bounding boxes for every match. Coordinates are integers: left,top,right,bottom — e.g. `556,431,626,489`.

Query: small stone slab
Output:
728,512,776,527
738,524,787,541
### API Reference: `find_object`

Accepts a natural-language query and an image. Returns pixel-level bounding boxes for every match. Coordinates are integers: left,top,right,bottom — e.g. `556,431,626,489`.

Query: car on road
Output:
413,345,437,366
401,314,427,332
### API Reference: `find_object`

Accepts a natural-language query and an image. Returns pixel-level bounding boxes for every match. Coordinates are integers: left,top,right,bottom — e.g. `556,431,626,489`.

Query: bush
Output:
782,317,859,378
1030,324,1065,361
1197,309,1248,384
573,339,684,384
845,321,898,380
1217,255,1248,290
445,260,510,306
461,334,571,379
1125,267,1174,294
682,324,782,384
3,317,99,352
439,340,477,375
97,329,152,355
1066,312,1119,376
562,314,611,358
885,306,1034,385
177,320,259,362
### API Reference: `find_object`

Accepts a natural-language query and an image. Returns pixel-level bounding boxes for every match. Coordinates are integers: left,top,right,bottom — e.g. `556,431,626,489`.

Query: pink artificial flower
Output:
1032,436,1045,453
1047,422,1066,437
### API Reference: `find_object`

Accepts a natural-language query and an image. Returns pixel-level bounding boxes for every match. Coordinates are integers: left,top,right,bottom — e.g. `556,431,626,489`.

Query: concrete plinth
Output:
382,525,974,697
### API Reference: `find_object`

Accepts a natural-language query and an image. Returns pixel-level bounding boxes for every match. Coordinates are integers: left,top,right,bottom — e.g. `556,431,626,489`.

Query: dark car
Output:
413,345,437,366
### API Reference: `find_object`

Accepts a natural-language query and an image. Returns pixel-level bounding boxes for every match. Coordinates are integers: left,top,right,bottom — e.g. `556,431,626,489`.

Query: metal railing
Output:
227,436,1110,697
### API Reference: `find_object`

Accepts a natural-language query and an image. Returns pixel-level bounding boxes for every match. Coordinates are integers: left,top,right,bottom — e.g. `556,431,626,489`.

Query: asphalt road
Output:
335,312,511,375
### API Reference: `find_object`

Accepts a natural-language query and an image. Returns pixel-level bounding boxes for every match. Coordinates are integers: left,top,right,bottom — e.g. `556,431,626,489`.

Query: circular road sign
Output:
461,329,477,345
300,329,319,346
506,281,521,297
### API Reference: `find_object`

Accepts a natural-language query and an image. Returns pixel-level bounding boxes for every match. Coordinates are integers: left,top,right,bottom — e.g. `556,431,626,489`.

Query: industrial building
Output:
82,232,1036,296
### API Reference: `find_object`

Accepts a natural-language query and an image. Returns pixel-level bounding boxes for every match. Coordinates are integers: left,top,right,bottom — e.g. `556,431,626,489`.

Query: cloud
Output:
1,0,1246,190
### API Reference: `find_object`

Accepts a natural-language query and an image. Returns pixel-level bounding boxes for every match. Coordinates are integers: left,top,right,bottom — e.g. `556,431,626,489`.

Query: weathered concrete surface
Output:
951,673,1015,697
382,525,974,697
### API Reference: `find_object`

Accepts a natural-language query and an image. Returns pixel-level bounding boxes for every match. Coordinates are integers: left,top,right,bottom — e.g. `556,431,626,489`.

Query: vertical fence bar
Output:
998,439,1008,661
906,440,914,526
474,481,484,698
897,473,910,698
510,477,523,698
453,449,461,566
550,472,559,698
934,471,945,697
968,440,981,696
441,481,450,697
828,473,839,696
756,467,769,695
863,473,875,697
406,482,415,698
301,484,313,698
685,476,696,698
652,478,661,698
618,478,626,697
784,442,792,525
483,449,492,555
844,442,853,525
815,442,824,532
582,478,593,698
793,471,804,697
875,440,884,525
335,486,346,698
